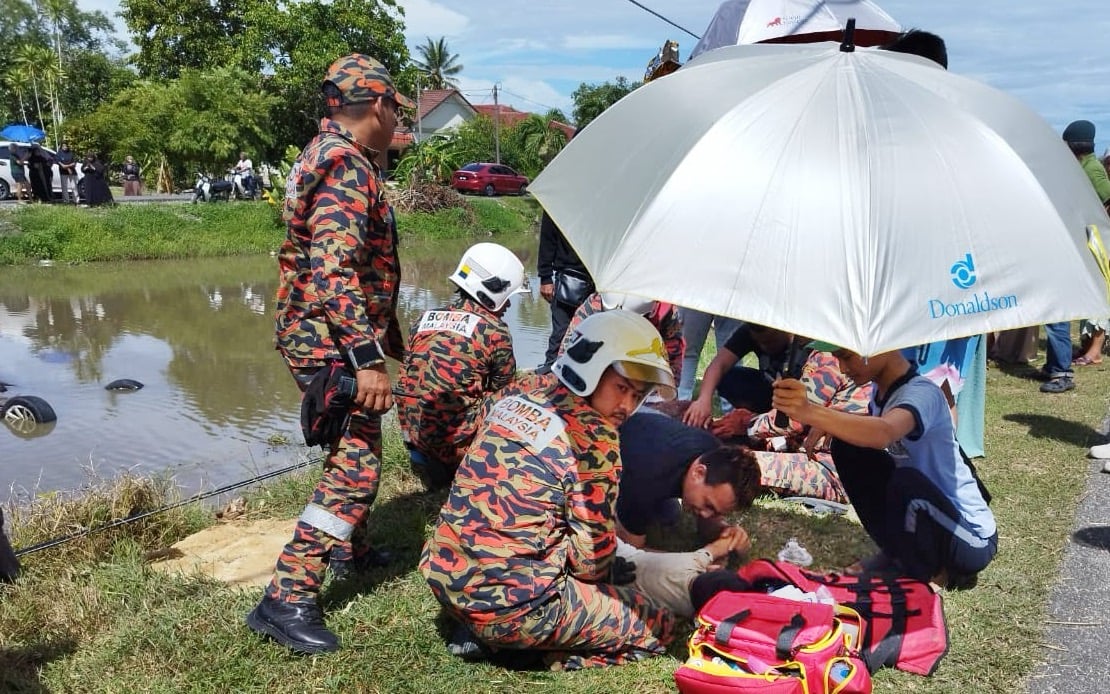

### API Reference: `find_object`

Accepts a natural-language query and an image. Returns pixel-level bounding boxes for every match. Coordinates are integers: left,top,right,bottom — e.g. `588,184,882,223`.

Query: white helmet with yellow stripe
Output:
554,309,676,400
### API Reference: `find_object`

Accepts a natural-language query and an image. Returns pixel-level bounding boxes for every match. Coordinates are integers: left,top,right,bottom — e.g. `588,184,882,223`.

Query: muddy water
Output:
0,235,551,498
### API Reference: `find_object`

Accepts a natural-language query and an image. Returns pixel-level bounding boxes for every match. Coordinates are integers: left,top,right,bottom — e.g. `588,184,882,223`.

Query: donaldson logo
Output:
928,252,1019,319
950,253,976,289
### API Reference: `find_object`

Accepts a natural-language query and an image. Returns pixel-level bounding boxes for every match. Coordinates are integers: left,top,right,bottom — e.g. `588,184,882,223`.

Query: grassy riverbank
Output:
0,196,540,265
2,356,1107,692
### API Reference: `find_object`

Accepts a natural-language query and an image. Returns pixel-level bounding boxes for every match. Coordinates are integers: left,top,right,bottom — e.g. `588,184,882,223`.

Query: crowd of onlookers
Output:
7,142,115,206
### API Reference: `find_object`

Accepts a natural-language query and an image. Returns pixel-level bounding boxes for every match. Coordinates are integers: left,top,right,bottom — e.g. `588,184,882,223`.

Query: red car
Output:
451,163,529,196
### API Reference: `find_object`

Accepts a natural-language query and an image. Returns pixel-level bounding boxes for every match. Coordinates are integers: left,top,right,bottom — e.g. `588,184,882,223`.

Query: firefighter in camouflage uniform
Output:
246,53,413,655
398,243,526,489
559,292,685,384
421,310,679,670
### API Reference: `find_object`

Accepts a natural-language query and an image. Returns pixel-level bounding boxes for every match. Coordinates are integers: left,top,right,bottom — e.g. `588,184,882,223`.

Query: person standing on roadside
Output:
245,53,413,655
234,151,255,198
9,143,30,201
121,156,142,196
56,142,78,203
1040,120,1110,394
537,210,594,372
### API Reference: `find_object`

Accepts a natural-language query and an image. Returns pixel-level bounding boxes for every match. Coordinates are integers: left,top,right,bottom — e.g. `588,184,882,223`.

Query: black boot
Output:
246,595,339,654
329,547,394,582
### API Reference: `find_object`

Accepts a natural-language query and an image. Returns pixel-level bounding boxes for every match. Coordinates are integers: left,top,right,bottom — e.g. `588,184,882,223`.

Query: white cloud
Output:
399,0,470,40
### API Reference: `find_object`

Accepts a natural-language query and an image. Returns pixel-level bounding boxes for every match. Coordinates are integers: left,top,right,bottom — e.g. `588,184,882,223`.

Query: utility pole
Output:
493,84,501,164
416,74,422,143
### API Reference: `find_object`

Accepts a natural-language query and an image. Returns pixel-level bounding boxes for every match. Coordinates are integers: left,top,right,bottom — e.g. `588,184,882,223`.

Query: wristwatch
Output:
347,341,385,370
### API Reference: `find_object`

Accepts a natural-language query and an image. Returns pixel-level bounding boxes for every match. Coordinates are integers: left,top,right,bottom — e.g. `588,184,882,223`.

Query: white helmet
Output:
448,243,526,312
600,292,656,316
554,309,676,400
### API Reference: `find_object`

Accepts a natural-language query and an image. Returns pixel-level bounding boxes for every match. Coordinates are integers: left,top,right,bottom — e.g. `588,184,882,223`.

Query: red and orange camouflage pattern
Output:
420,373,674,669
265,117,402,602
266,368,384,601
397,295,516,471
274,117,404,368
322,53,414,108
559,292,685,383
746,350,875,503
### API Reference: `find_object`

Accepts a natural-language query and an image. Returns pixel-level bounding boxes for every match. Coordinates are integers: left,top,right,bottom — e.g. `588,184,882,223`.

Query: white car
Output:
0,141,85,201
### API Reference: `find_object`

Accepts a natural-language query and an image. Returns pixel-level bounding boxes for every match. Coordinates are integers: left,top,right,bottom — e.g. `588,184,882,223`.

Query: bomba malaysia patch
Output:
416,310,482,337
486,395,567,452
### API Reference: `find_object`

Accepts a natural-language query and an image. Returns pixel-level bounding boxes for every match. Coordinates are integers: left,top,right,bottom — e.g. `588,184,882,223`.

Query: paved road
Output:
1028,419,1110,692
0,193,194,207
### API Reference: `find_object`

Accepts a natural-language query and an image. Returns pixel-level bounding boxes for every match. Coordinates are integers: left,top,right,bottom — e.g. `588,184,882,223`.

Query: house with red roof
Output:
387,90,575,167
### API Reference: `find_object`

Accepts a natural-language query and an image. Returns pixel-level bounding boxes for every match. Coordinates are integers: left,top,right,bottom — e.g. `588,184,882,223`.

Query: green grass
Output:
0,196,540,265
1,350,1105,692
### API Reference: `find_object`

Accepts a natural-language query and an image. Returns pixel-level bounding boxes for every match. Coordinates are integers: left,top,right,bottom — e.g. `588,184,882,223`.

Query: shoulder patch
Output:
417,310,482,337
486,395,567,451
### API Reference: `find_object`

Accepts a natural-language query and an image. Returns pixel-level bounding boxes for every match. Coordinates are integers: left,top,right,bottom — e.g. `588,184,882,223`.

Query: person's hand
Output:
355,365,393,414
540,282,555,303
709,408,754,440
683,398,713,429
705,525,751,562
609,556,637,585
802,427,829,459
771,378,811,424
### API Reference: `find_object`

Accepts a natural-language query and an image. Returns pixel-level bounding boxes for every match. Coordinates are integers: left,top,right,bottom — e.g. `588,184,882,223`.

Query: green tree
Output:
544,108,570,125
413,36,462,90
571,76,638,129
505,114,567,177
67,67,277,186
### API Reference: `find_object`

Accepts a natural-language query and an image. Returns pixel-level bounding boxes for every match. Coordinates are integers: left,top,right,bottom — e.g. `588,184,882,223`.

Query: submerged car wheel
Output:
2,395,57,424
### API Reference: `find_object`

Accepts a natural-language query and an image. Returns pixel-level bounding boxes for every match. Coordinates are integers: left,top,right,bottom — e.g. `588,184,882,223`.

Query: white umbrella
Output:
691,0,902,58
529,42,1110,357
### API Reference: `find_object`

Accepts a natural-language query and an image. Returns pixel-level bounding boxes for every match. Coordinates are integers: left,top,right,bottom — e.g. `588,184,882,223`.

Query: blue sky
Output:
398,0,1110,150
78,0,1110,149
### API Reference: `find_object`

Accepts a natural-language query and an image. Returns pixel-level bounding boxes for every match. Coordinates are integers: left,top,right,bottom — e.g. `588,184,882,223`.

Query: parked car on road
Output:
0,141,85,201
451,163,529,196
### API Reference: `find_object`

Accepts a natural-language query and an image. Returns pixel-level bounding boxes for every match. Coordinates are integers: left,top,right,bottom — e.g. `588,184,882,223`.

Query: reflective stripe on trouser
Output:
470,577,675,671
266,367,384,602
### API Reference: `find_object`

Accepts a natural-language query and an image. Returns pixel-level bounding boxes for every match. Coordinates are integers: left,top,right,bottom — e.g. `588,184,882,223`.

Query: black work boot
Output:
246,595,339,654
328,547,394,582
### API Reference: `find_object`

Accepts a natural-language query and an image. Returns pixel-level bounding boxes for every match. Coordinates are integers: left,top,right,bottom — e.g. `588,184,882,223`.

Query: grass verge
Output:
0,196,541,265
1,355,1106,693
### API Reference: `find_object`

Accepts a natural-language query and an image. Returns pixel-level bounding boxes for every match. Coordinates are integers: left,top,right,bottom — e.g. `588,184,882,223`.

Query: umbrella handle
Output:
773,339,805,429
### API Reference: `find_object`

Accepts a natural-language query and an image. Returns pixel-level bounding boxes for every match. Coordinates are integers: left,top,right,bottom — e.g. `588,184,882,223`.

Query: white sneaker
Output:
1092,442,1110,459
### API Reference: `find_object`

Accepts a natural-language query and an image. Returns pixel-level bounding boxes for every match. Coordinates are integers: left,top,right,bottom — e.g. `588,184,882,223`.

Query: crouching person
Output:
420,310,678,670
398,243,525,489
772,343,997,590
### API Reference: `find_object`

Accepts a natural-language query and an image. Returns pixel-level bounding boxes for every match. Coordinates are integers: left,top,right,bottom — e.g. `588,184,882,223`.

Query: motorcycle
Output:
192,172,233,203
229,168,258,201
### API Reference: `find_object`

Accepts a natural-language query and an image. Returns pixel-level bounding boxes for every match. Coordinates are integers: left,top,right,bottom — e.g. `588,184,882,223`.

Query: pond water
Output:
0,234,551,499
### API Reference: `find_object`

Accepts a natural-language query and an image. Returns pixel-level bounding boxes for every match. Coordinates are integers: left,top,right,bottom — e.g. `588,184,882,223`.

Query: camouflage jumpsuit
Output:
559,292,685,383
420,373,675,670
747,350,874,503
397,294,516,485
267,117,404,602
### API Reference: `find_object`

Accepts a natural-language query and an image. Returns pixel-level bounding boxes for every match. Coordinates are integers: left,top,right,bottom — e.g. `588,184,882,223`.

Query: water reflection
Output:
0,234,550,496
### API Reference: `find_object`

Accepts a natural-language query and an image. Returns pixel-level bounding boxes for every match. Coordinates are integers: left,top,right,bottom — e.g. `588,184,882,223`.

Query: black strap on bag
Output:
715,609,750,647
775,614,807,660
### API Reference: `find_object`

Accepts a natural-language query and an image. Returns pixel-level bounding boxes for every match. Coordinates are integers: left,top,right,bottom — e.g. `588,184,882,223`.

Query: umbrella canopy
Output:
529,43,1110,357
0,124,46,143
691,0,902,58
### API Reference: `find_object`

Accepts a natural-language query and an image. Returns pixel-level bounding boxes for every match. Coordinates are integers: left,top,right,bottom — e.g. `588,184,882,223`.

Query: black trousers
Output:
829,440,997,582
0,508,20,582
542,300,578,369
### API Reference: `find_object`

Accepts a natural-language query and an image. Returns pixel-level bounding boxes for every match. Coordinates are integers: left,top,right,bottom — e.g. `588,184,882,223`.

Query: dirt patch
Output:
150,518,295,588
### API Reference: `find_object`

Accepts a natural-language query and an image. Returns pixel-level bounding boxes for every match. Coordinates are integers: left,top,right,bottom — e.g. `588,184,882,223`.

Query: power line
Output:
498,89,564,115
622,0,701,40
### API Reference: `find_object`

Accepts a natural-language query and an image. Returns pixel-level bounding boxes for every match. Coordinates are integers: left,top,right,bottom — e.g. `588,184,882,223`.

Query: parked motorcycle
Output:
192,172,233,203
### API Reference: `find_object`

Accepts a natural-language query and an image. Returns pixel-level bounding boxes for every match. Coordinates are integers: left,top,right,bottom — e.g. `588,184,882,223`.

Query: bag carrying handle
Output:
713,608,806,661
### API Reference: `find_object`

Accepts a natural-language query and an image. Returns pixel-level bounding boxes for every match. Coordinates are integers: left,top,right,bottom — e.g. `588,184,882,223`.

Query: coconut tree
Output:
3,67,31,124
510,114,568,176
413,37,462,90
35,0,71,133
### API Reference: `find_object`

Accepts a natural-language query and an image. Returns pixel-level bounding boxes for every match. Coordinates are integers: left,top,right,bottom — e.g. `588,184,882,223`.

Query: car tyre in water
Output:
2,395,58,424
484,183,496,197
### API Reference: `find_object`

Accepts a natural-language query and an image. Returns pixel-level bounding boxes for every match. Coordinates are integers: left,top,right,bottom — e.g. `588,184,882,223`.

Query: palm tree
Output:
414,37,463,90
